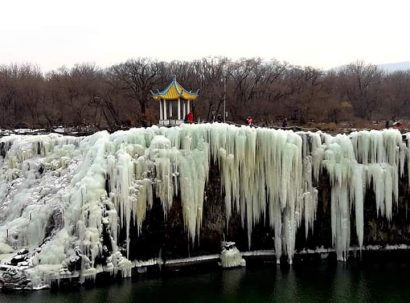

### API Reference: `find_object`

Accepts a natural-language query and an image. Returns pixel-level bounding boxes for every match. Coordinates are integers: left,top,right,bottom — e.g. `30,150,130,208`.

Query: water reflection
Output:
221,267,246,297
329,263,368,303
1,261,410,303
271,267,299,302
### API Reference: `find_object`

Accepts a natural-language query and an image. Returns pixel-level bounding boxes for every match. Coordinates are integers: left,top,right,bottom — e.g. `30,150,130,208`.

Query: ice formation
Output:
219,242,246,268
0,124,409,288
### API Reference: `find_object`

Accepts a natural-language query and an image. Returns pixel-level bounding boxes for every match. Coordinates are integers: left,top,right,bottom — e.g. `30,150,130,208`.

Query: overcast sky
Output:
1,0,409,71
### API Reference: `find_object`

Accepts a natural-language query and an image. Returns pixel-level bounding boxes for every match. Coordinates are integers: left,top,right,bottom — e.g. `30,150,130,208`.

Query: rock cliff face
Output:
1,124,410,289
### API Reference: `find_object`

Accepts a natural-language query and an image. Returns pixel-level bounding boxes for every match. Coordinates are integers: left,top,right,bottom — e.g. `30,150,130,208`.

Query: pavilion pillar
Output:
177,98,181,120
159,99,163,120
187,100,190,114
163,100,167,120
182,100,186,120
169,101,173,118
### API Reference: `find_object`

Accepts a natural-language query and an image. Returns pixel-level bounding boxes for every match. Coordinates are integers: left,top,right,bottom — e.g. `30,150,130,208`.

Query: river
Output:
1,259,409,303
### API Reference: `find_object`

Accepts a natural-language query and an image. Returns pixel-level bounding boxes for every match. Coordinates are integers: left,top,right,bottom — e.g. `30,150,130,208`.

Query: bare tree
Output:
1,57,410,130
338,61,383,120
109,58,165,125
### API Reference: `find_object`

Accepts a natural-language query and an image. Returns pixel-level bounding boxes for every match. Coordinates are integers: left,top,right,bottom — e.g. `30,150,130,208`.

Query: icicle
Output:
352,164,364,248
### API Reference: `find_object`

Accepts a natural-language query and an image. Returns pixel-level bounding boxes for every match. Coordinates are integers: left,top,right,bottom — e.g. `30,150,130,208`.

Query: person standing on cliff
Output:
186,112,194,124
247,116,253,126
282,117,288,128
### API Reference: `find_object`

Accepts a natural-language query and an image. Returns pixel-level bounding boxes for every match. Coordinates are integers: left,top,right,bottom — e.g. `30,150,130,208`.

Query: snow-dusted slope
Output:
0,124,408,288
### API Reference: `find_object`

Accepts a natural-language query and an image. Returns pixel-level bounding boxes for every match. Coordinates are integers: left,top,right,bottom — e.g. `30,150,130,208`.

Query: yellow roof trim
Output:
152,78,199,101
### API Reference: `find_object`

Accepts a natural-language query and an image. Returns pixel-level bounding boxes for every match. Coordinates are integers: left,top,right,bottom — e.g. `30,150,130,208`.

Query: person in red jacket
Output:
246,116,253,126
186,112,194,124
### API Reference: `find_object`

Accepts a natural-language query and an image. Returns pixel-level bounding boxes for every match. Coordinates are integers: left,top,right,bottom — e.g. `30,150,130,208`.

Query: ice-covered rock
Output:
0,268,31,290
0,243,14,254
220,242,246,268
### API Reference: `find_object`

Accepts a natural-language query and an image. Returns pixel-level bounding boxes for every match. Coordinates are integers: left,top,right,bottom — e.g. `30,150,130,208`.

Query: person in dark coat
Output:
282,117,288,128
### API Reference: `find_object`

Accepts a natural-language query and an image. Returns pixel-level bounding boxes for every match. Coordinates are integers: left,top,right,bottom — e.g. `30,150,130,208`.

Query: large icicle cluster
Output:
317,129,407,260
214,127,318,263
0,125,409,287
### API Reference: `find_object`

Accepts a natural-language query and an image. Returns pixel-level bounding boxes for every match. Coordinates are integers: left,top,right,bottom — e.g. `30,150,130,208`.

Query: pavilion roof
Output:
151,78,199,101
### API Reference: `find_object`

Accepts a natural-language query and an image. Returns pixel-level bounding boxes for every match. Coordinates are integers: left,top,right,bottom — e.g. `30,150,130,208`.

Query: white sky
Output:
0,0,409,71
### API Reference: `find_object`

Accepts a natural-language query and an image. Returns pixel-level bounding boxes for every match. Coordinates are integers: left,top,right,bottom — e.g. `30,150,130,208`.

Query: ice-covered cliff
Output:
0,124,409,288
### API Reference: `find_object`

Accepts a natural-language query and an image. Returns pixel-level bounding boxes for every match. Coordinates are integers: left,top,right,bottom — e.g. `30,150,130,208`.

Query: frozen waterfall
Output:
0,124,409,287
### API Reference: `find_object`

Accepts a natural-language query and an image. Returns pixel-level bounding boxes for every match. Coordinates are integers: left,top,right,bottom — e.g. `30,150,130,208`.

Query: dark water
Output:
1,261,410,303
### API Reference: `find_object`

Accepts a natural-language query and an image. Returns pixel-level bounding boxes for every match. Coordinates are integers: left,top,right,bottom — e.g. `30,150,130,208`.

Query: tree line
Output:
1,57,409,129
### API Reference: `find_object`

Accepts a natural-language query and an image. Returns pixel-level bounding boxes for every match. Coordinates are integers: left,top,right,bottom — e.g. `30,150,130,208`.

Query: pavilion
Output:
151,77,199,126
